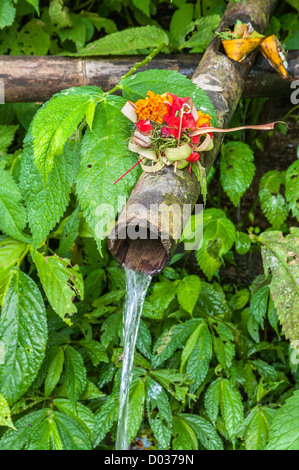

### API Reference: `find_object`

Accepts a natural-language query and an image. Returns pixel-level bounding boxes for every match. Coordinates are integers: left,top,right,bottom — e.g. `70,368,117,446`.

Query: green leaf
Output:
132,0,151,16
44,347,64,397
20,137,80,250
68,25,168,56
229,289,250,310
286,0,299,12
259,170,289,229
151,369,191,403
285,159,299,221
220,379,243,440
31,86,102,181
25,0,40,14
267,390,299,450
213,335,235,370
10,20,50,55
149,280,177,316
58,206,80,256
49,0,72,29
33,251,84,325
0,239,28,305
204,378,221,424
146,376,172,449
58,14,94,51
243,406,275,450
220,142,255,207
53,398,94,441
126,379,145,445
196,209,236,280
197,281,231,318
260,229,299,351
0,0,15,29
75,95,140,254
121,69,217,126
172,415,198,450
64,345,87,402
235,231,251,255
250,284,270,328
82,12,117,34
169,3,194,45
0,169,28,242
179,15,220,52
0,268,47,405
0,393,15,429
180,414,223,450
177,275,201,314
0,409,48,449
0,124,18,152
80,339,109,366
85,100,97,130
93,393,119,447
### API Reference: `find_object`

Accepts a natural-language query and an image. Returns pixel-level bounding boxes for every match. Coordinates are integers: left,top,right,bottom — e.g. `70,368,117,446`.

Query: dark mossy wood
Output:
109,0,277,275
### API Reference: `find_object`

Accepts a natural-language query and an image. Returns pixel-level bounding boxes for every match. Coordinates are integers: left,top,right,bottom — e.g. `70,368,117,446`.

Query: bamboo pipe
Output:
0,50,297,102
109,0,277,275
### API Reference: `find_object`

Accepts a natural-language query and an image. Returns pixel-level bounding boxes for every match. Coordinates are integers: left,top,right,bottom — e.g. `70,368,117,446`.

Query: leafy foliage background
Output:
0,0,299,451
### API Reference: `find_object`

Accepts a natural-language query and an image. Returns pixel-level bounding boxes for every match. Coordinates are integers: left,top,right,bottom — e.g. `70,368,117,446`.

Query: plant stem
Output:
106,42,168,96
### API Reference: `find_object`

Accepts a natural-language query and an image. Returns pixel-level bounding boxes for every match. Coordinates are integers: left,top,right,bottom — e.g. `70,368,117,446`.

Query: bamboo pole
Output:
108,0,278,275
0,49,297,102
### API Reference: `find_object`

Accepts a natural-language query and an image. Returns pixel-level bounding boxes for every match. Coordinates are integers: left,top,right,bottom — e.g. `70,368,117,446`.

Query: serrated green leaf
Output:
10,19,50,55
25,0,40,14
85,101,97,130
80,339,109,366
93,393,119,447
244,406,275,450
0,169,28,242
213,336,235,370
33,251,84,325
177,275,201,314
126,379,145,445
196,208,236,280
136,320,152,359
0,239,28,306
31,86,102,181
64,345,87,402
259,170,289,229
75,94,140,255
146,376,172,449
196,281,231,318
220,379,243,439
20,137,80,250
285,159,299,221
0,124,18,153
53,398,94,441
0,268,47,405
58,13,94,51
179,15,220,52
0,393,15,429
82,12,117,34
180,414,223,450
235,231,251,255
260,229,299,352
267,390,299,450
220,141,255,207
49,0,72,28
57,207,80,256
67,25,168,56
121,69,217,126
0,0,15,29
151,369,191,403
172,415,198,450
44,347,64,397
169,3,194,45
250,284,270,328
132,0,151,16
0,409,48,450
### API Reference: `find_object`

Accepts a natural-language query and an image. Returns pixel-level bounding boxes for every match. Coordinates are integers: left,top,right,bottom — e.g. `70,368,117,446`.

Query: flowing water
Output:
115,268,152,450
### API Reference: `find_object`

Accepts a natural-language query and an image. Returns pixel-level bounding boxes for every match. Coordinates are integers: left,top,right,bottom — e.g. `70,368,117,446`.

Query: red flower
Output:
187,152,200,163
192,135,200,145
135,120,153,134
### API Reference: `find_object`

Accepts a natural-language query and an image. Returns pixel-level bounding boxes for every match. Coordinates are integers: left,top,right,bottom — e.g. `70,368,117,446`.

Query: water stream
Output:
115,268,152,450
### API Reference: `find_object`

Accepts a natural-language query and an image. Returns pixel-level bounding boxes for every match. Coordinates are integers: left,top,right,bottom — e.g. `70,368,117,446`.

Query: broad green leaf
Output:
132,0,151,16
33,251,84,325
146,376,172,449
93,393,119,447
75,95,140,254
213,335,235,370
80,339,109,366
0,393,15,429
286,0,299,12
172,415,198,450
250,284,270,328
196,209,236,280
0,238,28,306
82,12,117,34
49,0,72,28
220,141,255,207
64,345,87,402
85,100,97,130
267,390,299,450
152,319,201,368
0,409,48,450
0,268,47,405
196,281,231,318
285,159,299,220
53,398,94,441
259,170,289,229
260,229,299,351
126,379,145,445
20,135,81,249
229,289,250,311
180,414,223,450
136,320,152,359
179,15,220,52
58,13,94,51
220,379,243,439
44,347,64,397
31,86,102,181
68,25,168,56
0,124,18,152
148,281,177,316
169,3,194,45
25,0,40,14
151,369,191,403
243,406,275,450
10,20,50,55
235,231,251,255
0,169,28,242
121,69,217,126
0,0,15,29
177,275,201,314
58,206,80,256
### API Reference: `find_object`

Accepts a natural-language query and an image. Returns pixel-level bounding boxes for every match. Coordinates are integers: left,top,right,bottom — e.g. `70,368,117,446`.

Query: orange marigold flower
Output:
135,91,169,124
196,111,212,128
